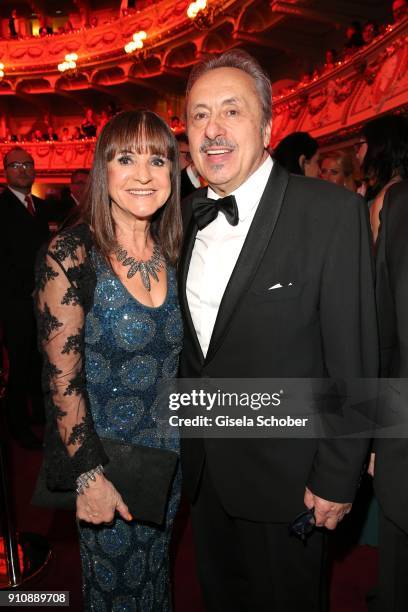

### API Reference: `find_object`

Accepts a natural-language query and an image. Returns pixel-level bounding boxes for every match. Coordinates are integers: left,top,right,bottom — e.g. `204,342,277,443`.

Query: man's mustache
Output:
199,138,236,153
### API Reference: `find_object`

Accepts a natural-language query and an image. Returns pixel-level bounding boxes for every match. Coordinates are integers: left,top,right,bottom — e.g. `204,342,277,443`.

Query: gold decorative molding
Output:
0,140,96,177
270,19,408,146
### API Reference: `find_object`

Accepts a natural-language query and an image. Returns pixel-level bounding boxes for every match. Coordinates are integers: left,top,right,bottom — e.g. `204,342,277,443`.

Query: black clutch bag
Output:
31,438,178,526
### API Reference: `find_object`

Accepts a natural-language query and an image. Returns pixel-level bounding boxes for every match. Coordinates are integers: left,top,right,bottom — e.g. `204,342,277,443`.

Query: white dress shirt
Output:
186,164,201,189
8,186,33,209
186,155,273,357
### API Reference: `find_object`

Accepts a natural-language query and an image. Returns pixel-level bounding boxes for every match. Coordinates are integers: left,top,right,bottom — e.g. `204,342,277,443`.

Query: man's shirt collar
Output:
207,155,273,222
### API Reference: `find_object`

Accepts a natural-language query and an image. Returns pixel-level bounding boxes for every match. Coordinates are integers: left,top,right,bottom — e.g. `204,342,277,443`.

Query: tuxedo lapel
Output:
178,215,205,364
205,163,289,363
6,188,31,217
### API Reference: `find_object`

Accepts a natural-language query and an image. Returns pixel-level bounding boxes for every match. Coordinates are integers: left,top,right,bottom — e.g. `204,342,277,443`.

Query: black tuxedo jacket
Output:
375,180,408,534
0,187,49,310
179,162,378,522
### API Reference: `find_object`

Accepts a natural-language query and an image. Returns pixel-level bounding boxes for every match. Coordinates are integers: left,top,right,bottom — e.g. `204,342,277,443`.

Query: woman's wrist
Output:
76,464,104,495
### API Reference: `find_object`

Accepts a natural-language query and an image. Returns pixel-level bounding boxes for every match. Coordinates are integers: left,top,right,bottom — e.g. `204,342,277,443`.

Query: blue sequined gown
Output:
79,251,182,612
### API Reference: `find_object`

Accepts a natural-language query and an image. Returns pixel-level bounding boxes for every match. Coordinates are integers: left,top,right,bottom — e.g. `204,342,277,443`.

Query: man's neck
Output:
8,185,30,196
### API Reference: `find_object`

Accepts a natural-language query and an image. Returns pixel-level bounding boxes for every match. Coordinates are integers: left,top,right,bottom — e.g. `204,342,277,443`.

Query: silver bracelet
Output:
76,464,104,495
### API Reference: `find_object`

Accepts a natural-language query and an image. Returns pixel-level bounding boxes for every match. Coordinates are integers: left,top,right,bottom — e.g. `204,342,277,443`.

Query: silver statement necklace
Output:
115,244,163,291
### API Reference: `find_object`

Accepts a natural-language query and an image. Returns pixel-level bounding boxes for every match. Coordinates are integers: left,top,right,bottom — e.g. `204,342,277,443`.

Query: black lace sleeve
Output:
35,225,108,490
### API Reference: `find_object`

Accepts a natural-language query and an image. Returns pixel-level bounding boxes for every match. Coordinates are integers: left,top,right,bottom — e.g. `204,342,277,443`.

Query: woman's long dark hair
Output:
363,114,408,199
81,110,182,265
273,132,318,175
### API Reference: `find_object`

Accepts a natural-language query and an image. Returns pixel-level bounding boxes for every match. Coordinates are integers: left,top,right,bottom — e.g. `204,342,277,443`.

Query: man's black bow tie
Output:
192,195,239,230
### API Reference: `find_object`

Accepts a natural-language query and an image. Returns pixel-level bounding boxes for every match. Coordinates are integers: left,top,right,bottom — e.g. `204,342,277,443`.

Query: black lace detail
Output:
35,224,108,489
35,252,59,292
51,230,86,265
63,369,84,396
67,422,87,446
47,397,68,421
61,285,80,306
62,333,81,355
37,302,63,341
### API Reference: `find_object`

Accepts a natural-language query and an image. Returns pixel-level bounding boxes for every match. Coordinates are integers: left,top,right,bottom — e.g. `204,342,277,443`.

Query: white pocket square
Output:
268,282,293,290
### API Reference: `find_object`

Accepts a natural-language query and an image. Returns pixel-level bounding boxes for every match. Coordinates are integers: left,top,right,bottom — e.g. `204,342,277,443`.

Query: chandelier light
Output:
187,0,207,19
0,63,4,79
124,31,148,54
187,0,214,29
58,53,78,73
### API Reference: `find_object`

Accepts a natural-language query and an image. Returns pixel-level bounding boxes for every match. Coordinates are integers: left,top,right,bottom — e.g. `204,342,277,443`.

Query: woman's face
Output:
355,140,368,166
362,24,375,44
108,148,171,223
320,157,345,185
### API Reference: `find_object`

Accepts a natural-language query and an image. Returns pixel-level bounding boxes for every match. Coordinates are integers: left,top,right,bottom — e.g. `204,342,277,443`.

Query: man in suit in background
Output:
179,50,378,611
0,147,49,449
371,180,408,611
58,168,89,225
176,133,202,200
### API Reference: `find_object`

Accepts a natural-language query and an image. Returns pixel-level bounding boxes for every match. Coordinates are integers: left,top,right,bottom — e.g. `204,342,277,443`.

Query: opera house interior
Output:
0,0,407,610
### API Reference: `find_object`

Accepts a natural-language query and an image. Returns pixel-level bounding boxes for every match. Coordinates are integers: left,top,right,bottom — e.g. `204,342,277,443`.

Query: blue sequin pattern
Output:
79,251,182,611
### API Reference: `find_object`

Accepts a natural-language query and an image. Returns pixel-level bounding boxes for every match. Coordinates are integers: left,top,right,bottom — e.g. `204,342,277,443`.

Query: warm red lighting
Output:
0,539,24,578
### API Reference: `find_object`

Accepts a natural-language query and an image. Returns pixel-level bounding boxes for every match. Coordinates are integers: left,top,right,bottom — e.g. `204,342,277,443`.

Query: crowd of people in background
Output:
1,0,406,47
276,0,408,95
0,106,186,144
0,104,121,144
0,0,406,145
272,115,408,247
1,0,151,40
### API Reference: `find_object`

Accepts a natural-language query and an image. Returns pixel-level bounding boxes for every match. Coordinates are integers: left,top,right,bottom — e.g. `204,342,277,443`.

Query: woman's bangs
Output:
105,113,174,162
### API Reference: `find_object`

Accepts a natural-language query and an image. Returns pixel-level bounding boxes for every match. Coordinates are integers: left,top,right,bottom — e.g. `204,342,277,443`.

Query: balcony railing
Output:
270,18,408,146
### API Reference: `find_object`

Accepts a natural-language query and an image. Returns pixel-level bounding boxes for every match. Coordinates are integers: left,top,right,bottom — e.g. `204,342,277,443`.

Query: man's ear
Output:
263,120,272,148
299,154,306,173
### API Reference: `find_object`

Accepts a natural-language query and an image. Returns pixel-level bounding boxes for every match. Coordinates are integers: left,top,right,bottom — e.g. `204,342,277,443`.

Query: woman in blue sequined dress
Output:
35,110,183,611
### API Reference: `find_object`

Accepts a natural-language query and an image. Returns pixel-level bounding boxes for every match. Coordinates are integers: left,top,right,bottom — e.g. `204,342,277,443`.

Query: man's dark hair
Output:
273,132,318,175
186,49,272,134
176,133,188,145
362,114,408,196
3,146,34,169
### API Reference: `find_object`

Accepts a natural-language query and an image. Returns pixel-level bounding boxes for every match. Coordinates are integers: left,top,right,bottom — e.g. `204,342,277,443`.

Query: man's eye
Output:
226,109,238,116
118,156,132,165
151,156,166,167
194,112,207,121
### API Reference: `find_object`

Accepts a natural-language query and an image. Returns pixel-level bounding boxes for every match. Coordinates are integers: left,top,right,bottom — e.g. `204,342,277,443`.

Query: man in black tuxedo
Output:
179,50,378,611
176,133,201,200
371,180,408,611
0,147,49,449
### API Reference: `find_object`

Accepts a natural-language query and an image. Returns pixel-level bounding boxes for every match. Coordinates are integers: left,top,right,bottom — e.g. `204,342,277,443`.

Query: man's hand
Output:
304,487,351,530
367,452,375,477
76,473,132,525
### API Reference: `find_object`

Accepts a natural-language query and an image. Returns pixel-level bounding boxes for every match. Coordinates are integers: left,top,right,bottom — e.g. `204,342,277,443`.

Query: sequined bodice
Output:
84,250,182,449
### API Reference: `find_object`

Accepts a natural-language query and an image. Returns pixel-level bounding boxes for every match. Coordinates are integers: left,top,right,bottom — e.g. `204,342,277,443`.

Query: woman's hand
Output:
76,473,132,524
